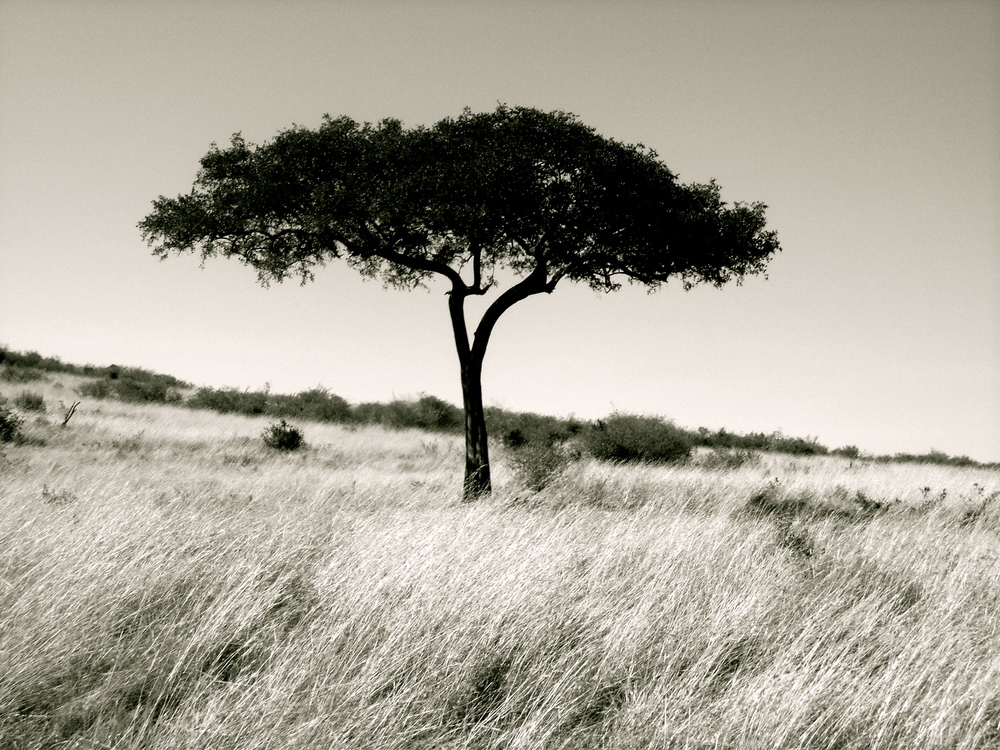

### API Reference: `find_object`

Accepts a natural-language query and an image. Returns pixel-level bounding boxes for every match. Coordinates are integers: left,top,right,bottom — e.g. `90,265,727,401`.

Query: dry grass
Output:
1,375,999,749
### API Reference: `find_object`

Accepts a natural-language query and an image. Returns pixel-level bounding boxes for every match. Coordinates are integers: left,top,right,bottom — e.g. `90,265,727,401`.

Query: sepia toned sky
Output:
1,0,998,462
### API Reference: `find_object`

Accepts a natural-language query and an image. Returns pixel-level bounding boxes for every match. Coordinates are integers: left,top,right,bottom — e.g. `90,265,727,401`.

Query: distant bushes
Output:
1,364,45,383
487,408,583,449
3,345,994,468
78,366,186,404
187,387,269,415
689,427,827,455
873,449,982,469
583,413,692,464
354,395,464,432
188,387,462,432
269,388,352,423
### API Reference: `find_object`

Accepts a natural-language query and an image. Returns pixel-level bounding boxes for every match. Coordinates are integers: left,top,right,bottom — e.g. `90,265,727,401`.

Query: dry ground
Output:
1,374,999,749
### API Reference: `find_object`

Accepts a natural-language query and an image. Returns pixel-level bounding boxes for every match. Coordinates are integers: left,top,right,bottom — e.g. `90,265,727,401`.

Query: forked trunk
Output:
449,286,492,501
448,261,555,501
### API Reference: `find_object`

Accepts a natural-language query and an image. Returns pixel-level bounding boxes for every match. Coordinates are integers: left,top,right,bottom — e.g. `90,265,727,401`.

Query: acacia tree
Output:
139,105,780,500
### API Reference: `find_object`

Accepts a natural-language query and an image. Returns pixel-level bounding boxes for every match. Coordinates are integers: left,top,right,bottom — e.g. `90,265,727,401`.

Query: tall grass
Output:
1,375,999,748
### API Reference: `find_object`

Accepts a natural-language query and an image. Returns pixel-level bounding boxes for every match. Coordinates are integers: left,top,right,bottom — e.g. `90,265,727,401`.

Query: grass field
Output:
2,374,999,749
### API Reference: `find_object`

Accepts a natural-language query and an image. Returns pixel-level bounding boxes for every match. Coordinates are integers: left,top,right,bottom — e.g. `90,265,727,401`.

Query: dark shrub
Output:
0,399,25,443
1,365,44,383
769,433,827,455
188,387,268,415
487,408,581,448
262,420,304,451
78,379,113,399
13,391,45,412
832,445,861,459
583,413,692,464
78,367,185,404
411,394,463,432
508,441,575,491
277,388,352,423
349,396,462,432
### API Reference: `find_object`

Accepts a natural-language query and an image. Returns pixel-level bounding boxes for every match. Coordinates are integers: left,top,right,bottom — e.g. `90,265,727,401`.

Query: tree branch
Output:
470,259,555,366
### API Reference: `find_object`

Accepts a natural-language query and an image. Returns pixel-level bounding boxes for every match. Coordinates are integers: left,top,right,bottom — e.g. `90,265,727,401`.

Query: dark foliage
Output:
507,440,575,492
13,391,46,412
690,426,828,455
78,367,185,404
268,388,352,423
261,420,305,451
378,395,464,432
583,413,692,464
874,449,985,468
187,387,269,416
1,364,45,383
0,398,25,444
487,408,584,449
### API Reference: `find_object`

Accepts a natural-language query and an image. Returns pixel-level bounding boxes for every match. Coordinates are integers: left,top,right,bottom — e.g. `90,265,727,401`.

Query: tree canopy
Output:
140,105,781,498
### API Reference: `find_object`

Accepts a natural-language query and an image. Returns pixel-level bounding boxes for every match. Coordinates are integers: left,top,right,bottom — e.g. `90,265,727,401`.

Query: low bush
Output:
262,420,304,451
13,391,46,413
78,367,185,404
269,388,352,423
0,399,25,443
351,396,463,432
832,445,861,459
508,441,574,492
188,387,268,415
488,408,583,449
583,413,692,464
0,364,45,383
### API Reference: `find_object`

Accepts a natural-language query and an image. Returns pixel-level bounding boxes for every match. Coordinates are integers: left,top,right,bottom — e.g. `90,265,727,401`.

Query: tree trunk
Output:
448,286,491,501
460,355,491,500
448,260,556,501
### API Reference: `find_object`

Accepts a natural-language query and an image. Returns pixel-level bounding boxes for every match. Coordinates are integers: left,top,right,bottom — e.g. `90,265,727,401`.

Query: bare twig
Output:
61,401,80,427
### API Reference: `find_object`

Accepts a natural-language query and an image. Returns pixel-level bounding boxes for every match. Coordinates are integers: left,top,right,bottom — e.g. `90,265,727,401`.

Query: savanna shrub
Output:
508,441,573,492
349,396,463,432
379,396,463,432
13,391,46,412
269,388,352,423
78,378,113,399
487,408,582,448
832,445,861,459
262,420,304,451
583,413,692,464
188,387,268,415
0,399,25,443
1,364,44,383
78,369,184,404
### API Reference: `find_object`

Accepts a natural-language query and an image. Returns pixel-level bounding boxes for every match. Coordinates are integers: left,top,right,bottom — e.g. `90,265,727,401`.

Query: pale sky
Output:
1,0,998,462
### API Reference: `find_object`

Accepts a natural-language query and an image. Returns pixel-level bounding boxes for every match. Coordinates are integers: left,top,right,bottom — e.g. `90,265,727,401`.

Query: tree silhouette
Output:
139,105,781,500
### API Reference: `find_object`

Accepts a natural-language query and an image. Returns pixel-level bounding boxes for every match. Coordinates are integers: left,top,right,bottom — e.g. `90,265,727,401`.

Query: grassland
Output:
1,373,999,749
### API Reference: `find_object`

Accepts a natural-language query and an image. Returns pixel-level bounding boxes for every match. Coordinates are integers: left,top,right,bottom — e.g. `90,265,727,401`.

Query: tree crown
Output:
139,105,780,295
